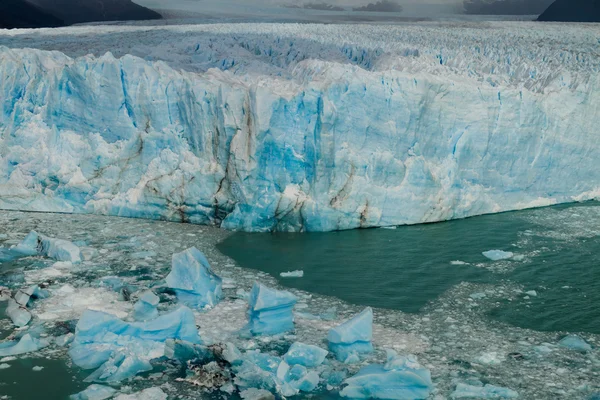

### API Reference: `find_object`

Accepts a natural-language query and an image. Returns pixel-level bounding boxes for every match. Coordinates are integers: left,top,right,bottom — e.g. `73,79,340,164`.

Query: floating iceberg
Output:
284,342,328,368
451,383,519,399
559,335,592,352
328,308,374,362
164,339,212,362
280,270,304,278
7,231,82,263
6,299,32,327
14,284,49,307
482,250,514,261
133,290,160,321
0,334,49,357
233,350,319,397
240,388,276,400
70,384,117,400
243,283,297,337
166,247,222,308
69,307,201,382
340,352,433,399
114,388,167,400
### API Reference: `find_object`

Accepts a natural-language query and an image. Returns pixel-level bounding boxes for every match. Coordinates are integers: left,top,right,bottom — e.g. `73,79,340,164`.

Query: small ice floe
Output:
328,307,373,363
559,335,592,352
0,334,49,357
166,247,222,308
114,387,167,400
476,351,504,365
451,382,519,398
70,384,117,400
482,250,514,261
0,363,10,369
280,270,304,278
240,388,275,400
284,342,328,368
525,290,537,297
32,366,44,371
132,290,160,322
340,351,433,399
451,260,469,265
242,283,297,337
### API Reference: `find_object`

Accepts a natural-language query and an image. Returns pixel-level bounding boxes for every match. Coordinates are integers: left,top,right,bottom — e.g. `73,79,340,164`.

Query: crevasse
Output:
1,27,599,232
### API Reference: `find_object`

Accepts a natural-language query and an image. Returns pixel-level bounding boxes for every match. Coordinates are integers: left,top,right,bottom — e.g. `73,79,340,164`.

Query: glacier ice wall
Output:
1,23,599,232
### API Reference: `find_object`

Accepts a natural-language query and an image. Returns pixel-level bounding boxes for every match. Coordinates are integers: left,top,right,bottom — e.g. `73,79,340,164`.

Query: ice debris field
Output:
1,22,600,232
1,211,599,399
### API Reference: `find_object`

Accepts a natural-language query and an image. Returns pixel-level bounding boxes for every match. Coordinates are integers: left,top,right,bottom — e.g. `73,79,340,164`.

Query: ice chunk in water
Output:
114,388,167,400
69,307,201,381
70,384,117,400
280,270,304,278
164,339,212,362
285,364,320,392
243,283,297,337
328,308,373,361
133,290,160,321
84,353,153,383
482,250,514,261
559,335,592,352
6,299,32,327
0,334,49,357
451,382,519,399
166,247,222,308
11,231,82,262
340,352,433,399
284,342,328,368
240,388,275,400
39,235,82,263
14,285,49,307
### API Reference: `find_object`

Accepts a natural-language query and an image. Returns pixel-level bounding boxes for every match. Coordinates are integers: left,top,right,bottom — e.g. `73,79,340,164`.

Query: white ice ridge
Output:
1,22,599,232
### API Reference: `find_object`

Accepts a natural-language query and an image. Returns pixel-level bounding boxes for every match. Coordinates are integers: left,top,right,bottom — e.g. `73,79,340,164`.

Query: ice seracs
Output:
166,247,222,309
328,307,374,362
243,283,297,337
340,351,433,399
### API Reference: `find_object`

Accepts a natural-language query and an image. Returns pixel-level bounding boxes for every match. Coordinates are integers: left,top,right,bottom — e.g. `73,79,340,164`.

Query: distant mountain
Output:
353,0,403,12
0,0,64,29
464,0,554,15
27,0,162,25
538,0,600,22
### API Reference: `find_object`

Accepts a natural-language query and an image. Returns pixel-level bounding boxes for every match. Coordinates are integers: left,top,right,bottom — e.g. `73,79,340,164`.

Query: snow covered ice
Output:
328,307,374,362
166,247,223,308
243,283,297,337
1,22,600,232
70,385,117,400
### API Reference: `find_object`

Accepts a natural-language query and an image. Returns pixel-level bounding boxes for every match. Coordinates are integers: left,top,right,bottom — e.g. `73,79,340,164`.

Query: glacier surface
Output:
0,22,599,232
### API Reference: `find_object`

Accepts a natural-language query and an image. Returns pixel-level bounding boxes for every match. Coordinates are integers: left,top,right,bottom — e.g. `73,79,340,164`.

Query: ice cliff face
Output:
1,23,599,232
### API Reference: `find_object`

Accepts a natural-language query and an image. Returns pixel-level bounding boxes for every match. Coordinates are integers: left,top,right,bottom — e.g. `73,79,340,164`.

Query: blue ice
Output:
451,383,519,399
70,384,117,400
8,231,81,262
284,342,328,368
69,307,201,382
0,334,49,357
340,352,433,399
328,307,373,362
482,250,514,261
6,299,32,327
243,283,297,337
559,335,592,352
133,290,160,321
165,247,222,308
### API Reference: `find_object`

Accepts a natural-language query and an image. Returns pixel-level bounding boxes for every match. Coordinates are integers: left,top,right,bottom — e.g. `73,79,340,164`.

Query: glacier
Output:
0,23,599,232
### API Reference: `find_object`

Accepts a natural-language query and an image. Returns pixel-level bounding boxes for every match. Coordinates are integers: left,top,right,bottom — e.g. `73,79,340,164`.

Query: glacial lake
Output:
1,204,600,399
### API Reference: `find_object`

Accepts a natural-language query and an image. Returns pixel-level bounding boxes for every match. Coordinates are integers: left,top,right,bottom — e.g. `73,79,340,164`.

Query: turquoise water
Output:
219,202,600,334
